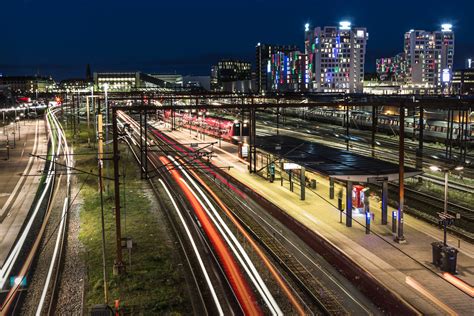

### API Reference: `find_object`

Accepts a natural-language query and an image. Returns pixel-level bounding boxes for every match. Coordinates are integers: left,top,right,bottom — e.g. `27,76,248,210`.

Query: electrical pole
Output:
112,107,125,275
97,99,108,303
395,106,406,243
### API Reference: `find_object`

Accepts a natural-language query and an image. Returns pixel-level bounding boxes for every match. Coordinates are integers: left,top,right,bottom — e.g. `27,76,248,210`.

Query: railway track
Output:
256,112,474,179
197,167,349,315
386,183,474,223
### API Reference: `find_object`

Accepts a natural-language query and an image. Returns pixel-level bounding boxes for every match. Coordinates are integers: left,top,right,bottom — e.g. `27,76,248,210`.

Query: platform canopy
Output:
256,135,422,182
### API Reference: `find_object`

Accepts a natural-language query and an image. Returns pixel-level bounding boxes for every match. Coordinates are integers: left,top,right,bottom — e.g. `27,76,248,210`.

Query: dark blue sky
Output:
1,0,473,79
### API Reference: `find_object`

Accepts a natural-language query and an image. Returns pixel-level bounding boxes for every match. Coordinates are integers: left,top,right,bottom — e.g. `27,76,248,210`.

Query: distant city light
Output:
441,23,452,32
257,42,261,47
305,23,310,32
339,21,351,30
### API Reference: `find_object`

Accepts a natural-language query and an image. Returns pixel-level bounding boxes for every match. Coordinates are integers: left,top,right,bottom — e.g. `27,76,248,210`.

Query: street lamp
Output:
429,165,464,214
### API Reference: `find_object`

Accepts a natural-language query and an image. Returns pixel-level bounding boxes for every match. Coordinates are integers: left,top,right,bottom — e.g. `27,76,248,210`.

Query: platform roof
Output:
256,135,422,182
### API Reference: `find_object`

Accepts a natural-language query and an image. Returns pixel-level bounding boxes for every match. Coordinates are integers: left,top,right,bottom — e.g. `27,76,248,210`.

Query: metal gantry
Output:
91,92,473,247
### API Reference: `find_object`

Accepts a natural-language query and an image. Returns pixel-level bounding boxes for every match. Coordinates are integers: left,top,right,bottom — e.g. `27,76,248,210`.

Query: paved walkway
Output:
0,120,47,267
160,124,474,315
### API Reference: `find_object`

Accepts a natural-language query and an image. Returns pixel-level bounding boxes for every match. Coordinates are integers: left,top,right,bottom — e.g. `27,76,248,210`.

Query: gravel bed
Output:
54,174,86,315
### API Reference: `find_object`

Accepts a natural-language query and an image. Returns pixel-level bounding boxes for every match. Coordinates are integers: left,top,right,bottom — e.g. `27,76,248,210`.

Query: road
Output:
0,120,46,267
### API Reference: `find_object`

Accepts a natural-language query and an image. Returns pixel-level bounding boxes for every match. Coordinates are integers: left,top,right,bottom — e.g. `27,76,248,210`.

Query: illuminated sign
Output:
441,23,452,32
356,30,365,38
442,69,451,83
339,21,351,30
305,23,310,32
241,144,248,158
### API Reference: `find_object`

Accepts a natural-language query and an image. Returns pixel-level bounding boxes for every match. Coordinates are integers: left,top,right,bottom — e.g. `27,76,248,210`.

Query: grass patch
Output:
64,119,191,314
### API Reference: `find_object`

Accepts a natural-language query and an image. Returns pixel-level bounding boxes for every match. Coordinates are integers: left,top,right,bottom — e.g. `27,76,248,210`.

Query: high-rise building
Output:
306,21,368,93
404,24,454,90
256,43,298,93
269,50,307,92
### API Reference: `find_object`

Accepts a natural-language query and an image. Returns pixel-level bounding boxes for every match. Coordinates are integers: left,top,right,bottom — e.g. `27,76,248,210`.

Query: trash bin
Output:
311,179,317,189
431,241,444,267
90,304,113,316
440,246,458,274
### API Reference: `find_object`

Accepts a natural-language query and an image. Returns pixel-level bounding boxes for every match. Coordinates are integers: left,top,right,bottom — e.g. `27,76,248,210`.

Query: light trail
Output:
172,157,281,316
1,107,60,313
159,155,262,316
181,158,307,316
405,276,458,315
158,178,224,315
36,106,72,315
442,273,474,297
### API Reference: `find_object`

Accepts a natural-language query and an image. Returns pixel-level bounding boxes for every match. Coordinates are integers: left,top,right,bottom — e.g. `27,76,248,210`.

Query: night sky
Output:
1,0,473,79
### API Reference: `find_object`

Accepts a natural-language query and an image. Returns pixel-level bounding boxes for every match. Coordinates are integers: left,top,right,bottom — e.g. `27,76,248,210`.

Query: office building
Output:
211,59,252,92
256,43,298,93
306,21,369,93
216,59,251,82
452,69,474,94
93,72,168,91
404,25,454,90
150,74,183,88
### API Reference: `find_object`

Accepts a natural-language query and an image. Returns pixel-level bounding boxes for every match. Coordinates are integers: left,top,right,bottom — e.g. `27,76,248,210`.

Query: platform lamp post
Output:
429,165,464,215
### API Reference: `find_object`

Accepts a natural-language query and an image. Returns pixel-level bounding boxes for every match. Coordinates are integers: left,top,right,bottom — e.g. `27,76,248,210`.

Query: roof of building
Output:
256,135,422,182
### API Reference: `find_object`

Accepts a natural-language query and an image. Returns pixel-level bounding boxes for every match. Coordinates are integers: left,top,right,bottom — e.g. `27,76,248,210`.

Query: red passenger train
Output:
162,110,249,141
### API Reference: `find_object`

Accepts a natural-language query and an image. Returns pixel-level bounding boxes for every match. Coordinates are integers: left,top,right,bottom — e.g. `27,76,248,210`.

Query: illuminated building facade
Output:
306,21,368,93
269,50,307,92
256,43,298,93
404,25,454,90
376,53,407,81
93,72,167,91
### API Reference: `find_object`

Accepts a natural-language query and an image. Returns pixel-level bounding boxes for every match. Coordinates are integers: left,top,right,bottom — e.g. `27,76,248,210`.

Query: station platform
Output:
159,125,474,315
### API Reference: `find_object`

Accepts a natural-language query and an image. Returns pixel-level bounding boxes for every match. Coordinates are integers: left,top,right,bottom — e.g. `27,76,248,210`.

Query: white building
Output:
404,24,454,91
306,21,368,93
